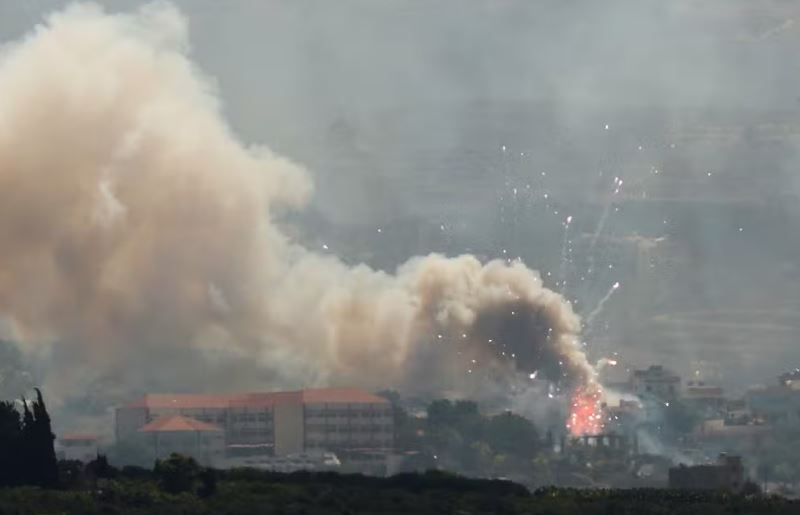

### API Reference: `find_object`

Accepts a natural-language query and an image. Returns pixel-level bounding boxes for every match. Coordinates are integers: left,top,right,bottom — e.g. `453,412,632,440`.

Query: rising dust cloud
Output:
0,3,596,406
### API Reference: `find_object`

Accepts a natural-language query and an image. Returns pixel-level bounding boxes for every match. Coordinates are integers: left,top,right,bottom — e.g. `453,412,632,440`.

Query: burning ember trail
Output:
567,383,605,436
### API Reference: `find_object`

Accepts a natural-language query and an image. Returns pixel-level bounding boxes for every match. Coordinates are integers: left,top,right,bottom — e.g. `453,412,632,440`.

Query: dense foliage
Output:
0,465,797,515
390,397,541,477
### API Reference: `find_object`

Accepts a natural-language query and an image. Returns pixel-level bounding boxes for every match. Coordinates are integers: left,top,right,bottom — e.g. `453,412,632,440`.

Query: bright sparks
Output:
567,383,604,436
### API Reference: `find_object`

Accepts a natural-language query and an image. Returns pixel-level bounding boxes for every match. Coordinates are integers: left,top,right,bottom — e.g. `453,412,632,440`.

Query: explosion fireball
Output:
567,383,605,436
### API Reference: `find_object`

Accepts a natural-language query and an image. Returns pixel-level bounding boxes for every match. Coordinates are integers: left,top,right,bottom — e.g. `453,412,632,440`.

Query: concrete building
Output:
684,381,725,418
725,398,750,424
669,454,745,491
138,415,225,466
603,399,642,434
58,433,99,462
694,419,770,453
116,388,393,472
746,386,800,425
746,371,800,425
631,365,681,400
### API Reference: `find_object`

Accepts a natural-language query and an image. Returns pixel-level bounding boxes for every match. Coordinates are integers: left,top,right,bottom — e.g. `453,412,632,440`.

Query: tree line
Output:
0,388,58,487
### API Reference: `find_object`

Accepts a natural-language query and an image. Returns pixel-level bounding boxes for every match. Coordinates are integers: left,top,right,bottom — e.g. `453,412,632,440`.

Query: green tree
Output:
424,399,544,477
19,398,36,485
428,400,480,427
105,437,156,468
428,399,484,443
1,389,62,488
0,401,22,486
197,467,217,498
154,453,201,494
532,455,555,486
485,412,539,458
377,390,419,450
87,454,117,480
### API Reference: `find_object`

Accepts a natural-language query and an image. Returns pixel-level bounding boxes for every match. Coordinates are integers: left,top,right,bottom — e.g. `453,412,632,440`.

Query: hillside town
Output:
49,364,799,496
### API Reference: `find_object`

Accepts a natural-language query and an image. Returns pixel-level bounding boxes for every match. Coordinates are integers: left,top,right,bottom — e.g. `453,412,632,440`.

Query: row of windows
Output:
307,436,392,445
184,413,273,424
229,427,273,435
193,415,227,423
308,436,392,443
229,413,272,422
306,403,388,409
306,424,392,433
146,410,391,425
305,418,391,425
305,409,391,417
307,419,391,426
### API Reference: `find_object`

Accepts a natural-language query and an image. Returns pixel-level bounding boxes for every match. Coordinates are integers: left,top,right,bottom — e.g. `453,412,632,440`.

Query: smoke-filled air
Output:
0,3,597,418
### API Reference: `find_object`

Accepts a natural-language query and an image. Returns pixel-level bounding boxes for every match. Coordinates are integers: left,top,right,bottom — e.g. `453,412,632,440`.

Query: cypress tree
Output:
17,389,59,488
20,399,35,485
32,388,58,487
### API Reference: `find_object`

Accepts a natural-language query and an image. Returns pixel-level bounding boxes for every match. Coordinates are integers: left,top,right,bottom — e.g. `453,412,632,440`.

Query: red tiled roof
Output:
60,432,99,441
228,391,303,408
125,394,235,409
125,388,389,410
301,388,389,404
138,415,222,433
125,392,302,409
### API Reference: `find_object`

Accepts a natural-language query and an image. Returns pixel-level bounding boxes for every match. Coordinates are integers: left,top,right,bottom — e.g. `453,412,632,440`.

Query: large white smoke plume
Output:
0,3,595,405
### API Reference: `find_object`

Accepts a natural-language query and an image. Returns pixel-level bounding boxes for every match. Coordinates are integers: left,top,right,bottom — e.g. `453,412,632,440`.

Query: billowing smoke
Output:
0,3,595,405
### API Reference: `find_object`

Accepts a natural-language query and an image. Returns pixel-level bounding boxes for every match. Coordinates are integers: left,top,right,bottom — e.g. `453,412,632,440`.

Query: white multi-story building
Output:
138,415,225,466
115,388,393,472
684,381,725,418
630,365,681,400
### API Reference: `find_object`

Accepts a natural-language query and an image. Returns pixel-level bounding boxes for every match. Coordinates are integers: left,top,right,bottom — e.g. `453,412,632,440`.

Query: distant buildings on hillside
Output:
746,371,800,426
51,362,800,488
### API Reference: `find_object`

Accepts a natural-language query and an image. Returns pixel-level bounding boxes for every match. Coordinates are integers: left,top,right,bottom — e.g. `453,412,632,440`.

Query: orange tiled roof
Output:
301,388,389,404
228,391,303,408
125,388,389,410
125,394,235,409
60,432,99,441
138,415,222,433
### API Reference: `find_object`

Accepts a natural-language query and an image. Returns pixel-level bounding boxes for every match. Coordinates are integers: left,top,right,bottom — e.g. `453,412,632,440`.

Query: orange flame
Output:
566,383,604,436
